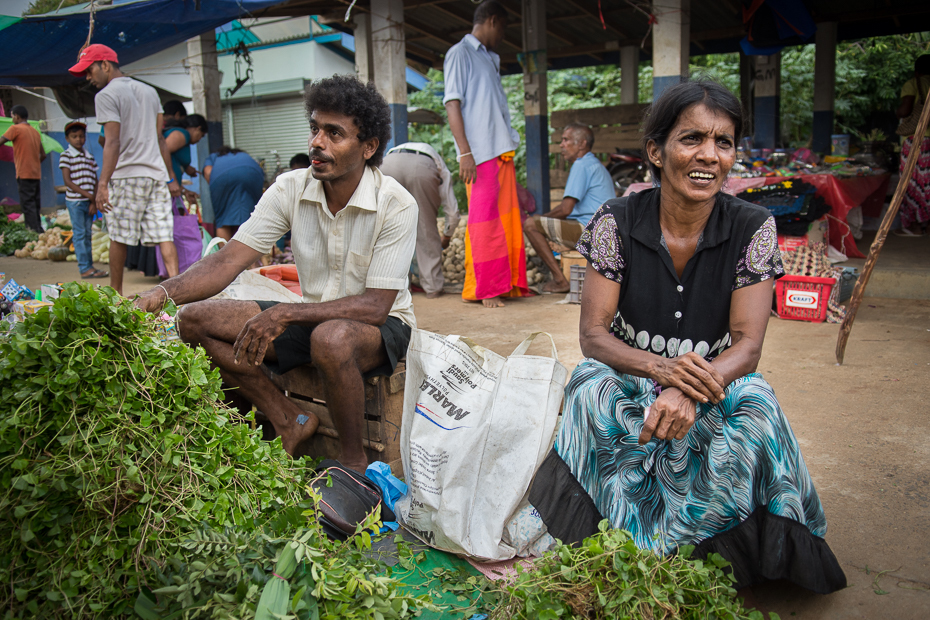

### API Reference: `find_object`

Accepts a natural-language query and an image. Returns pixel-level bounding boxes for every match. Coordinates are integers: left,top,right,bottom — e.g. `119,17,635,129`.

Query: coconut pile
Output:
438,216,550,287
13,227,68,260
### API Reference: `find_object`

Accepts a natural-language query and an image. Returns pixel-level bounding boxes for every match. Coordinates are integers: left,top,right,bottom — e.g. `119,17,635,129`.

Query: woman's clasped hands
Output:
639,353,727,445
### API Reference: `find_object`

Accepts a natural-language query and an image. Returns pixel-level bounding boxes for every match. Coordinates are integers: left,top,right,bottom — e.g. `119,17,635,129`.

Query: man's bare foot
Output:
279,410,320,456
482,296,505,308
542,279,570,294
425,290,444,299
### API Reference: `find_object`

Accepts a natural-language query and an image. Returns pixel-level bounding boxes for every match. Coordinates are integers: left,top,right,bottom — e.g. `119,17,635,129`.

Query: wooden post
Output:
835,99,930,364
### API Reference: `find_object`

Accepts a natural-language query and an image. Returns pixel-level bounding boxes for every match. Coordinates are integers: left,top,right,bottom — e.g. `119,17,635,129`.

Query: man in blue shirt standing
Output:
525,123,615,293
443,0,530,308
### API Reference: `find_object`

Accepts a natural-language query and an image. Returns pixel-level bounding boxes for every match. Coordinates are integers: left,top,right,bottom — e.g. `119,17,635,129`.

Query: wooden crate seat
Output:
262,361,406,475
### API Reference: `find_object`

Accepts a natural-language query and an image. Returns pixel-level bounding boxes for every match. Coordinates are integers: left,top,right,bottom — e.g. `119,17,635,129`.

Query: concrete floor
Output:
1,253,929,619
837,231,930,300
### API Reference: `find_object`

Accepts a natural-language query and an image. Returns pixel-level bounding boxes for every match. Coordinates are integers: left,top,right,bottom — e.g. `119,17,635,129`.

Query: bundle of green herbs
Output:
0,219,39,256
0,283,431,619
483,522,779,620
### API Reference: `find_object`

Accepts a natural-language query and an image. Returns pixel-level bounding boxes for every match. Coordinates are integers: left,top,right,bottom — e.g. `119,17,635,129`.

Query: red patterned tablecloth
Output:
624,173,890,259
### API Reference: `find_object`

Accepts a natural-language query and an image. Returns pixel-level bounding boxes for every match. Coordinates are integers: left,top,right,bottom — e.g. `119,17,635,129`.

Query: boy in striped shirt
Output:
60,121,107,278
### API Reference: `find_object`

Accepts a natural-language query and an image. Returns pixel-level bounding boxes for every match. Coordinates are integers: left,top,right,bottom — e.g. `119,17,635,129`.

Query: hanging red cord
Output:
597,0,607,30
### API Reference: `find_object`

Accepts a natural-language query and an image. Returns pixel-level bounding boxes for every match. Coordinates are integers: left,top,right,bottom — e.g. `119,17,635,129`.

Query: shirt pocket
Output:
345,250,372,296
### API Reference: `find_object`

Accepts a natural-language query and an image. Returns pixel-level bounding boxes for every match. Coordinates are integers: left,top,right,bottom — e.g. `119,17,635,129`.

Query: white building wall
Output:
218,39,355,95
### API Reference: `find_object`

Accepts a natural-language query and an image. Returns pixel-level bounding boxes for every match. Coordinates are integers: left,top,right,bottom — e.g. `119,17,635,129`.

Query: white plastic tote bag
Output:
394,329,567,561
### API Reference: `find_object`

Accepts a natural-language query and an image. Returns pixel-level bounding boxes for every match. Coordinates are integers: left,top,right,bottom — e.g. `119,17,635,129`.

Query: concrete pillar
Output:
620,45,639,105
522,0,549,214
652,0,690,101
753,53,780,149
353,13,374,84
188,33,223,225
371,0,407,149
812,22,837,153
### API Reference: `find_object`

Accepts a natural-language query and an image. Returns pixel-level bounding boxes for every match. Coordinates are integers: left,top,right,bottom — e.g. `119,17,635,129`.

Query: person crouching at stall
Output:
134,75,418,472
537,80,846,595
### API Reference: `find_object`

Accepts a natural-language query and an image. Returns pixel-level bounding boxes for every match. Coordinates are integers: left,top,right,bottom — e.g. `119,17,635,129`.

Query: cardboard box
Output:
13,299,54,320
777,217,828,253
40,284,63,300
560,250,587,282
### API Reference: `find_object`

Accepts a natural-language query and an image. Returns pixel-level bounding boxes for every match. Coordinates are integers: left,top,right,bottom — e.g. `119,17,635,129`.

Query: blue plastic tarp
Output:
0,0,283,87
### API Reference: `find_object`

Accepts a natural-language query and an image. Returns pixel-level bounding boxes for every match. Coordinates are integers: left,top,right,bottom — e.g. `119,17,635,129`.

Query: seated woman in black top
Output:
542,80,845,594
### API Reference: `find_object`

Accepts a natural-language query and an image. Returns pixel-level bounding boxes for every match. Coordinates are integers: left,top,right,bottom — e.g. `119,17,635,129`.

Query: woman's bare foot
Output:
279,410,320,456
482,296,505,308
542,278,570,294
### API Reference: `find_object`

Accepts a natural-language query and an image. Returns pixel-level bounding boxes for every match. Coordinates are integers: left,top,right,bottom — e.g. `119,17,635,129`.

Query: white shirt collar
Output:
300,165,380,214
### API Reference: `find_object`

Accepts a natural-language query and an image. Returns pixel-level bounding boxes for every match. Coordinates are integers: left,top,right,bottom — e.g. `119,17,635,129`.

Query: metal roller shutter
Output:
223,95,310,181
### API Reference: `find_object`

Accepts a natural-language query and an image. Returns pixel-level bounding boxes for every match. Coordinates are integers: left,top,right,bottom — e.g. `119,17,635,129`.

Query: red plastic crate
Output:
775,275,835,323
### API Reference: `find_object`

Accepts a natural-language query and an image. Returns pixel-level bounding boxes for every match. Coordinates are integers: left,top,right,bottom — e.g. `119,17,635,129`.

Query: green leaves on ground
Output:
483,522,779,620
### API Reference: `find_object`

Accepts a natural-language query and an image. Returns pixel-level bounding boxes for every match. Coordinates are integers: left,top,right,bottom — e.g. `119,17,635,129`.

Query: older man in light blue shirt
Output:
525,123,615,293
443,0,530,309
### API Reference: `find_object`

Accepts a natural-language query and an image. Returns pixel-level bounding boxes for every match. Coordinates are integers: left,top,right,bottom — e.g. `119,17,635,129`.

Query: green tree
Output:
23,0,85,15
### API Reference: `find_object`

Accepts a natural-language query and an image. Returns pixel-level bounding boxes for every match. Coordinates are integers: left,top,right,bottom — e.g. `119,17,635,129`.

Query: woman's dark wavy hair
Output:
185,113,208,133
641,79,744,182
303,75,392,167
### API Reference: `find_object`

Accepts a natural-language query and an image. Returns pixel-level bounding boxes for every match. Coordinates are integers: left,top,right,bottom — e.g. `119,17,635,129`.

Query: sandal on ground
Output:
81,269,109,279
893,227,923,237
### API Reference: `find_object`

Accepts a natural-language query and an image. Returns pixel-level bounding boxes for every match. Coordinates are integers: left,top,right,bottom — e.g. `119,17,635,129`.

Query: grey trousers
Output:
380,152,445,294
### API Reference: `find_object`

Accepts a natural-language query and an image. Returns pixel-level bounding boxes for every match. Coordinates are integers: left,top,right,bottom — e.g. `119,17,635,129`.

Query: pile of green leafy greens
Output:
0,283,431,619
482,522,778,620
0,219,39,255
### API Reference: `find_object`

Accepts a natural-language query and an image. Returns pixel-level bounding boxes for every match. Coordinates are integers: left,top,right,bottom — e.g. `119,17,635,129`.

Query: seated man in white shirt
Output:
135,76,418,472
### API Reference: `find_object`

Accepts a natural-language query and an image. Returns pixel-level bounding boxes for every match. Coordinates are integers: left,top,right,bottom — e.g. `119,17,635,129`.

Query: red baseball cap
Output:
69,44,119,77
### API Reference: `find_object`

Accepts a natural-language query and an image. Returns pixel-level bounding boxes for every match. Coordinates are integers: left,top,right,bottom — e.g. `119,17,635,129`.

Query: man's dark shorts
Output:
255,300,411,378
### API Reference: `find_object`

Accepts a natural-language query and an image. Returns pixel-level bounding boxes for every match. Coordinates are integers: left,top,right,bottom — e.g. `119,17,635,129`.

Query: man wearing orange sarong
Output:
443,0,530,308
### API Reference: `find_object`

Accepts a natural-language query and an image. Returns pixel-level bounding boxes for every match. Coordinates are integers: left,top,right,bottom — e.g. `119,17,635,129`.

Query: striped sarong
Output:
462,152,530,301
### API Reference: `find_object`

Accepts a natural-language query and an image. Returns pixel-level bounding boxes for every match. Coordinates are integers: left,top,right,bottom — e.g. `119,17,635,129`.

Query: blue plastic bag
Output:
366,461,407,532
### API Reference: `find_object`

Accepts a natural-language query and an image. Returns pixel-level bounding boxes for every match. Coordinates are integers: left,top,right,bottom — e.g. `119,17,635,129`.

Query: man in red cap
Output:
69,44,180,294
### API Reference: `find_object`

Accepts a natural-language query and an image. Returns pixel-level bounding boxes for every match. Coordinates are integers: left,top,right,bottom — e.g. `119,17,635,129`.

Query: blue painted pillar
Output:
371,0,408,150
522,0,549,214
753,53,781,149
812,22,837,154
652,0,690,101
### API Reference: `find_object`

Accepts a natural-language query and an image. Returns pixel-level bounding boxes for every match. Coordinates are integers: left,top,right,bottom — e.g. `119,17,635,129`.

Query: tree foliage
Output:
23,0,86,16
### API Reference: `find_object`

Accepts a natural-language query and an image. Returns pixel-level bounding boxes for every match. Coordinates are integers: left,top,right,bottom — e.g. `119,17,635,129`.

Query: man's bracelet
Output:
156,284,174,306
457,152,472,160
167,178,176,184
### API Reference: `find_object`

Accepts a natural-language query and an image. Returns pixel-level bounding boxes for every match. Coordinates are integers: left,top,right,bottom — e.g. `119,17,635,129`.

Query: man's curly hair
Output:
304,75,393,167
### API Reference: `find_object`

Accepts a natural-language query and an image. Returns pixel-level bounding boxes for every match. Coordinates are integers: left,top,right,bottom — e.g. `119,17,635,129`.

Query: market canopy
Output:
0,0,285,87
253,0,930,73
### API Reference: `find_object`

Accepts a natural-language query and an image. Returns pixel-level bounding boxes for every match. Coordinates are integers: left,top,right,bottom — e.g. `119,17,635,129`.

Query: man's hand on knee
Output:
234,305,288,366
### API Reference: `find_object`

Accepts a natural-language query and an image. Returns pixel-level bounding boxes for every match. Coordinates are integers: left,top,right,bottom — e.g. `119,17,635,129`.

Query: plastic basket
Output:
775,275,835,323
568,264,585,304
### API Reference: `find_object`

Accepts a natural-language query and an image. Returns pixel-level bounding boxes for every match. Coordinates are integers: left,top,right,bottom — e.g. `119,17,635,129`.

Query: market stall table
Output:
625,173,891,259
